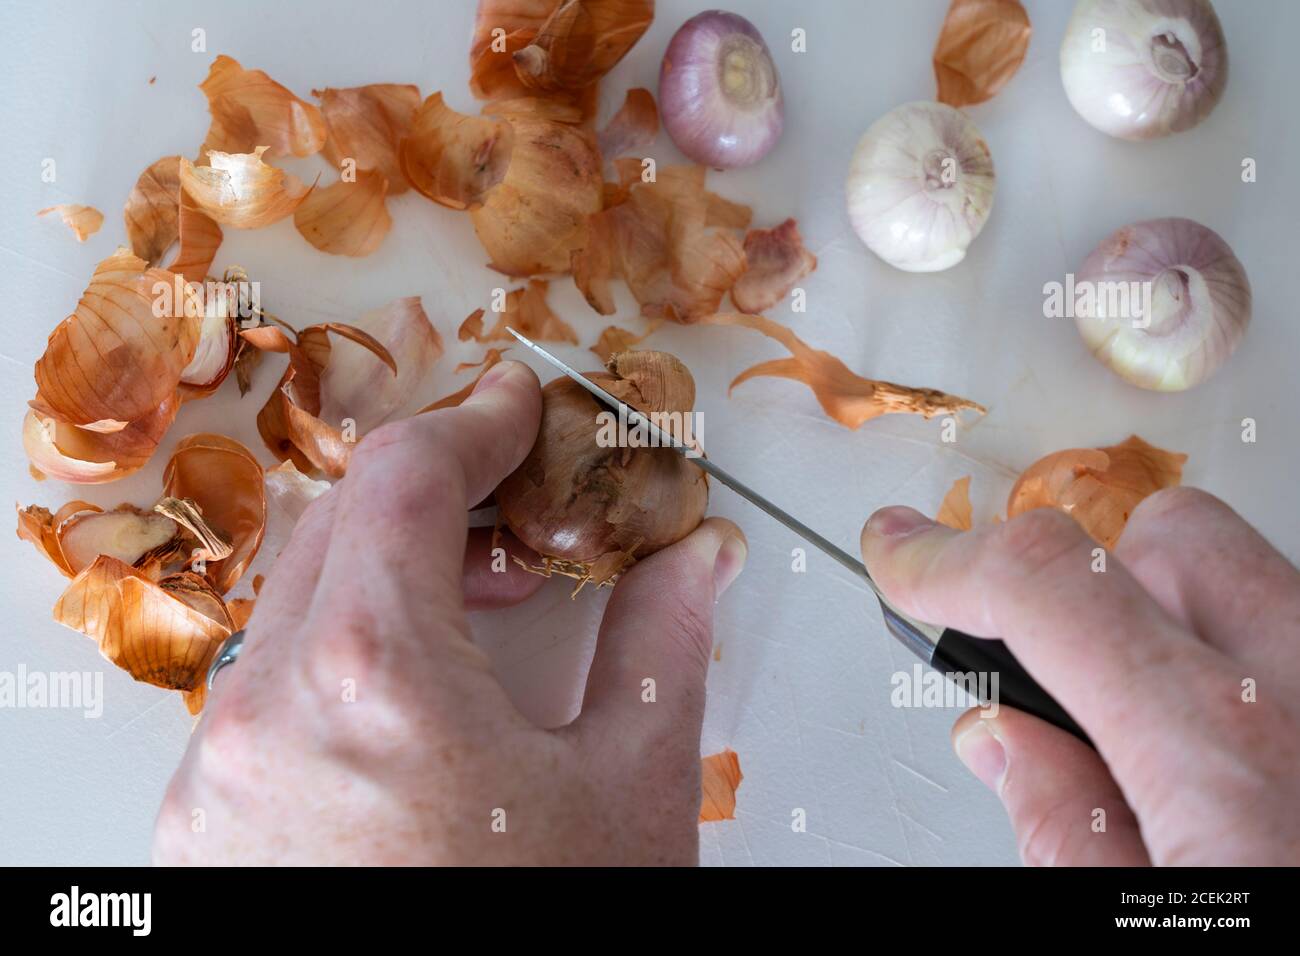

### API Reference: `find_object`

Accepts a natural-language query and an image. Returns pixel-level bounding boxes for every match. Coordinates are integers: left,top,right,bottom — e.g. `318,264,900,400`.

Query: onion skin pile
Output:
495,350,708,590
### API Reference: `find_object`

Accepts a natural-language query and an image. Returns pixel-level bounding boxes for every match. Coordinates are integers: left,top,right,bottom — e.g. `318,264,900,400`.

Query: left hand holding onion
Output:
152,360,748,865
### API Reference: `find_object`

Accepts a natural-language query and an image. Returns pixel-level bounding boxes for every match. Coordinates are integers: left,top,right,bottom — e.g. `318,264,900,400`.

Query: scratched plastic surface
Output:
1,0,1296,865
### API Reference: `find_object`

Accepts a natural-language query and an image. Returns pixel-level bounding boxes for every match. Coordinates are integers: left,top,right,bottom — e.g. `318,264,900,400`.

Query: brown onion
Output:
495,350,708,591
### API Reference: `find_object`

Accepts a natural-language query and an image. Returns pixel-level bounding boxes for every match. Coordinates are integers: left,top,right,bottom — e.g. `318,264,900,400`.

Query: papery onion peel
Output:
199,54,327,159
933,0,1032,108
699,748,743,822
180,148,312,229
702,312,987,428
1007,435,1186,549
730,218,816,314
293,170,392,257
315,83,421,193
458,280,576,344
37,204,103,242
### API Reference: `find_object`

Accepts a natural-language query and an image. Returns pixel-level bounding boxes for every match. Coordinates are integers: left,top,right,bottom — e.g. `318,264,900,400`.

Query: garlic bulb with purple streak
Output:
1060,0,1228,140
1074,217,1250,391
845,101,995,273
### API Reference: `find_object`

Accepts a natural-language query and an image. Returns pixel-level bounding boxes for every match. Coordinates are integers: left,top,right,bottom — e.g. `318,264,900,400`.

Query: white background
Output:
1,0,1295,866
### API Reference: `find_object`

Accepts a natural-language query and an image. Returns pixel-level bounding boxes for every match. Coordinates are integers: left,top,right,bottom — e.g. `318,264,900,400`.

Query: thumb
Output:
567,517,747,756
952,707,1150,866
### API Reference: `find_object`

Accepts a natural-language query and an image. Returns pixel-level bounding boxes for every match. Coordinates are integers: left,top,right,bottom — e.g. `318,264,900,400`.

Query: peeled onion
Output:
1060,0,1228,140
659,10,784,169
846,101,995,273
1074,217,1250,391
495,350,709,592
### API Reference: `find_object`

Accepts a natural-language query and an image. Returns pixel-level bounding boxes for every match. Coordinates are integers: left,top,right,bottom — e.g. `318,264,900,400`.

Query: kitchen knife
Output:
505,328,1089,745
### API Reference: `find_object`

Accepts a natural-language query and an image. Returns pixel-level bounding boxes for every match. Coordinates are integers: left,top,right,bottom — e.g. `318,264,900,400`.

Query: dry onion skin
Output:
54,555,232,714
19,435,265,593
573,165,748,322
1007,435,1187,549
162,434,267,595
32,249,198,430
37,204,103,242
703,312,986,428
25,250,201,483
730,218,817,314
699,749,743,823
199,54,327,159
1073,217,1251,391
469,0,570,102
472,110,604,275
513,0,654,94
17,502,179,579
402,92,604,275
265,460,332,527
469,0,653,104
495,350,708,592
458,279,577,344
936,475,974,531
247,302,438,477
400,93,514,210
293,169,392,257
590,319,661,362
933,0,1032,108
418,349,508,413
597,87,659,160
180,148,312,229
315,83,421,192
124,156,225,282
317,297,442,434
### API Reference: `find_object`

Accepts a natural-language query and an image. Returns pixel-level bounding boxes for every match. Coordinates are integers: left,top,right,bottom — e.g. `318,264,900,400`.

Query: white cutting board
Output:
1,0,1295,866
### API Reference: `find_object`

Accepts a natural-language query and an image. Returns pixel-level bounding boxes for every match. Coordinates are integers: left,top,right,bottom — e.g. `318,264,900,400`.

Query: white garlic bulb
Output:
845,101,996,273
1060,0,1228,140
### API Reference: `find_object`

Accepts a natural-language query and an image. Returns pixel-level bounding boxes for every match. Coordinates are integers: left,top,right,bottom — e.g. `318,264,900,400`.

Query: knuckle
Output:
193,691,262,792
1014,797,1080,867
1122,486,1226,548
989,509,1086,577
661,596,714,674
298,617,421,757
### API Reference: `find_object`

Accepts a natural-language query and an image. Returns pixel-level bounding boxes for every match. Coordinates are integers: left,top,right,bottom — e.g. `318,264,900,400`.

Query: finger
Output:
951,707,1150,866
240,488,340,641
462,526,546,610
860,506,1224,755
308,359,542,633
1116,487,1300,680
566,518,747,762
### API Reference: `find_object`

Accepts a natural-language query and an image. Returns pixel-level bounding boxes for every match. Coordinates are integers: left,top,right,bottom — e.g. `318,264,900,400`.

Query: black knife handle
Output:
931,628,1091,745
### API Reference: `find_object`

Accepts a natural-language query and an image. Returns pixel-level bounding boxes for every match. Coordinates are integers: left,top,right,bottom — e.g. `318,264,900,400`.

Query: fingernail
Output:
471,360,518,396
713,533,747,598
865,506,935,538
953,719,1007,794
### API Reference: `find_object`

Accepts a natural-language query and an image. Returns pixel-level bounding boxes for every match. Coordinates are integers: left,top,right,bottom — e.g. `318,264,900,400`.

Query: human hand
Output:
861,489,1300,866
153,360,747,865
